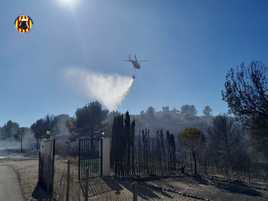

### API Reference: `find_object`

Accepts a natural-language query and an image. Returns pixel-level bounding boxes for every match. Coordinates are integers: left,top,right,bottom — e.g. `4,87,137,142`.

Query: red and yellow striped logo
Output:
15,15,33,33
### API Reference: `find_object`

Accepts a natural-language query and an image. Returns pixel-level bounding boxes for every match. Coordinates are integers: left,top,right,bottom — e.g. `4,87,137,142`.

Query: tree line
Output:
108,61,268,181
178,115,254,180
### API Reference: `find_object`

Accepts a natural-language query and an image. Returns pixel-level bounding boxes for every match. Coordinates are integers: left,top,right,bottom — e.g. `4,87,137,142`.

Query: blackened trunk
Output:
192,151,197,175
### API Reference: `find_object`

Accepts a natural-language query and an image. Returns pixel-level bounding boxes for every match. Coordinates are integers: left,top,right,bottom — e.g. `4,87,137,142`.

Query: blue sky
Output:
0,0,268,126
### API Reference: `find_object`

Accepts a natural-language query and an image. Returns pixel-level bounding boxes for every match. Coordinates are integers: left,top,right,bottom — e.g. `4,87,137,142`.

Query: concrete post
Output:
102,137,111,176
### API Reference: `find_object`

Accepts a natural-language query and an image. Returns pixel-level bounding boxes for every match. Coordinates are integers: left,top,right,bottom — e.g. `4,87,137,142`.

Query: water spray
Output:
65,68,134,111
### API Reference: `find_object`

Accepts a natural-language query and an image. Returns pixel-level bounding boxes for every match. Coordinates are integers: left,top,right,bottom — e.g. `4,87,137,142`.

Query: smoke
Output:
54,115,71,136
64,68,134,111
0,129,35,152
0,141,20,151
22,129,35,150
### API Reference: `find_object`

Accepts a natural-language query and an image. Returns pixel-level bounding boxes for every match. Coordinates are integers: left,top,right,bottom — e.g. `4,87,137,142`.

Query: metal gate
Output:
78,137,103,180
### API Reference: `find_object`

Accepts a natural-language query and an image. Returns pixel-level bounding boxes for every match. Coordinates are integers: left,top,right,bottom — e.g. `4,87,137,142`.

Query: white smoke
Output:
64,68,134,111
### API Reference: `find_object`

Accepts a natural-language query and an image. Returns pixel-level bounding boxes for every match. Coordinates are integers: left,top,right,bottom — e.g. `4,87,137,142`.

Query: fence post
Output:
132,182,137,201
78,140,81,181
85,168,89,201
100,137,103,177
66,160,70,201
51,139,56,201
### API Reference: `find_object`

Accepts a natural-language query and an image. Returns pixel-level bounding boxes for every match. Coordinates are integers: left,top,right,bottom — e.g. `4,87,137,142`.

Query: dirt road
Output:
0,165,24,201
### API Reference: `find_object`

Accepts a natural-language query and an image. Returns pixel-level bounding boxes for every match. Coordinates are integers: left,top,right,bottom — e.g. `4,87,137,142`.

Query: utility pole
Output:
20,133,22,152
66,160,70,201
20,129,23,153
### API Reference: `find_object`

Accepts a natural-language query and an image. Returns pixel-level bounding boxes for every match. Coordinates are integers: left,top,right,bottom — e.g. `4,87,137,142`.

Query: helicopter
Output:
124,54,148,69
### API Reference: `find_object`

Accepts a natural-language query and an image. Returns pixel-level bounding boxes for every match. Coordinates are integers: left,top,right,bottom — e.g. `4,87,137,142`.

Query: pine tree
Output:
159,129,166,173
130,120,135,173
125,112,131,170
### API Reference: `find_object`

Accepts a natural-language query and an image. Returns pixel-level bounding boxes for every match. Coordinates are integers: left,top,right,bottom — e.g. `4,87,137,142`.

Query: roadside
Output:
1,159,38,201
1,159,267,201
0,165,25,201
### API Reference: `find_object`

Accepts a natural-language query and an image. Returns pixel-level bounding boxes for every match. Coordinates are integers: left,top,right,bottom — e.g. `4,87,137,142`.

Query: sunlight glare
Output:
58,0,80,10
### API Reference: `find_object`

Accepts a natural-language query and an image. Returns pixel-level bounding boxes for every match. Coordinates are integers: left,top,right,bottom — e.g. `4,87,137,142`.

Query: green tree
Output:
111,114,123,170
130,119,135,170
74,101,108,137
125,111,131,168
2,120,19,140
180,105,197,119
166,131,176,170
146,106,155,118
111,112,136,175
208,115,247,177
111,115,119,167
203,105,212,117
180,128,205,175
222,61,268,160
31,115,55,148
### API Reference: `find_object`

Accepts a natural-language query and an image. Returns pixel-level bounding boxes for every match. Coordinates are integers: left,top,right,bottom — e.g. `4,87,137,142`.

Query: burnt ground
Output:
80,175,268,201
0,158,267,201
154,176,268,201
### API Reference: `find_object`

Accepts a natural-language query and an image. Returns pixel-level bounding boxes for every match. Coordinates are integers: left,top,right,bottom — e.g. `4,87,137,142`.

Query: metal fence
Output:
114,160,181,177
78,137,103,180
